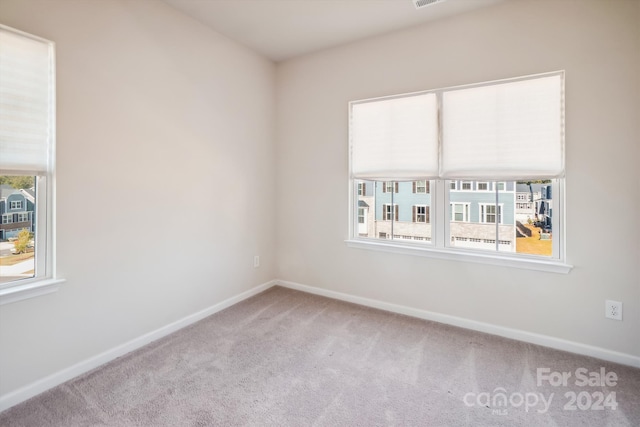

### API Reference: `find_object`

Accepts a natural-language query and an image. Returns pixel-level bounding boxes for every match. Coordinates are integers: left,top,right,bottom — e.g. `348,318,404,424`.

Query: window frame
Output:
382,203,398,221
347,72,570,274
414,180,428,194
479,203,504,224
0,25,63,305
413,205,429,223
382,181,398,193
450,202,470,222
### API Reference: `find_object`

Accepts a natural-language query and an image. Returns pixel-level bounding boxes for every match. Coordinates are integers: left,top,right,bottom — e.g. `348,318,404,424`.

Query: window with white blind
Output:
0,25,62,304
348,72,570,273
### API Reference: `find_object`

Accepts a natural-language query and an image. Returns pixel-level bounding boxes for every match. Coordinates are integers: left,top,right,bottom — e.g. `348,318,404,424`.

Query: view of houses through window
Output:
1,24,57,294
356,179,553,256
0,176,36,284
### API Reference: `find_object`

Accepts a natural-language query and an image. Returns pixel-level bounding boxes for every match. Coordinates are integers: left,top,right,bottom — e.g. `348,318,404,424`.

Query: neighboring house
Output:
448,181,515,252
536,184,553,232
357,180,517,252
514,182,553,233
373,180,433,243
0,185,35,240
515,183,542,223
356,181,375,238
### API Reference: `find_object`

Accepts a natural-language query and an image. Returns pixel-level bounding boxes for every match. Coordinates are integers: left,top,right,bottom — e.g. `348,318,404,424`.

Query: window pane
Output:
515,181,553,256
448,181,514,253
415,180,427,193
0,175,36,284
355,180,431,244
447,180,554,256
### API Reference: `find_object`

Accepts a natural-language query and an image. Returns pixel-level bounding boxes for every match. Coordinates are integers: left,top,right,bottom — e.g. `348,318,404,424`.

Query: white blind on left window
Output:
350,92,439,181
0,26,53,175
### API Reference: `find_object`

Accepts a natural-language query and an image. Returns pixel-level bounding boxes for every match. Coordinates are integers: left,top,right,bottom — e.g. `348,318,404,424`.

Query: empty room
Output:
0,0,639,425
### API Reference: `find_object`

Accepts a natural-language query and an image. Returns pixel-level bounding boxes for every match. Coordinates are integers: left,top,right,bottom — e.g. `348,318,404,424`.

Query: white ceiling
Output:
162,0,505,62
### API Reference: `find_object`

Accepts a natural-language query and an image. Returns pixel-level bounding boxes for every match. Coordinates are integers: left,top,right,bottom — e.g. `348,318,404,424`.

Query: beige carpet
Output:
1,286,639,426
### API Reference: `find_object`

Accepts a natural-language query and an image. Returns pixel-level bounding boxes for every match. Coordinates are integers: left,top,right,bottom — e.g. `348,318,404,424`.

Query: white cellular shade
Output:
0,27,54,175
441,74,563,180
351,93,439,180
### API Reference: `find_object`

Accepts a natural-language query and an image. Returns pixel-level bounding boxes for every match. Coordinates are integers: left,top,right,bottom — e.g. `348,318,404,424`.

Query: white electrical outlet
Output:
605,300,622,321
254,255,260,268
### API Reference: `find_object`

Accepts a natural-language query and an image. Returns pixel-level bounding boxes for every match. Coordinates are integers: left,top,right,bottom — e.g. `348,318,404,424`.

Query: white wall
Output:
0,0,276,396
276,0,640,359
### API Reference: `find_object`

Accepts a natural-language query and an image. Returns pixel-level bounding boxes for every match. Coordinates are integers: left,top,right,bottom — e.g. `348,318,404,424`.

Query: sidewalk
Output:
0,258,35,277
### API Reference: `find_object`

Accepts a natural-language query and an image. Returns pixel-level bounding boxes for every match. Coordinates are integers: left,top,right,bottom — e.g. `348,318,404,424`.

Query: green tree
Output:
13,229,33,254
0,176,34,189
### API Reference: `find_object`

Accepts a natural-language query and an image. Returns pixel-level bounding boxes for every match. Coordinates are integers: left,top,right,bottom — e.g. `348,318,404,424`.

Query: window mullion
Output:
552,179,561,260
434,179,447,249
495,182,499,252
390,183,394,239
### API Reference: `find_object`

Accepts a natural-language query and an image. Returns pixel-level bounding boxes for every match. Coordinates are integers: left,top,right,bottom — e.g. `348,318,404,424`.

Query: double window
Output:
0,25,60,303
479,204,503,224
349,72,568,272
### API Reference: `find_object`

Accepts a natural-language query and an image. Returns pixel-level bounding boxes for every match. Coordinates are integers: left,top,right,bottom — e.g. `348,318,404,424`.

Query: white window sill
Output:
0,278,65,306
346,239,572,274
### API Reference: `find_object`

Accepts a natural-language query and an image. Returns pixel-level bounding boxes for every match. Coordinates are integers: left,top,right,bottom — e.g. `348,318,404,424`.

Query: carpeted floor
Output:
1,286,639,426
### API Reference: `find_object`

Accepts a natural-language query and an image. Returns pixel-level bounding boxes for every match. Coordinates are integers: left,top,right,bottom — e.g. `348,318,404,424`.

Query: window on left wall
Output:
0,25,62,304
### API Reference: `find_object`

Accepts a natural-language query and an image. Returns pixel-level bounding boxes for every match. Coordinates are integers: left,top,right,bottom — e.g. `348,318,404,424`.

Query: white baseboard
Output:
0,280,277,412
276,279,640,369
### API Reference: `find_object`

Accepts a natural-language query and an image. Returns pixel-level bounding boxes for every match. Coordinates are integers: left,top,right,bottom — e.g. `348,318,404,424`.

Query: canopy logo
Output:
463,367,619,416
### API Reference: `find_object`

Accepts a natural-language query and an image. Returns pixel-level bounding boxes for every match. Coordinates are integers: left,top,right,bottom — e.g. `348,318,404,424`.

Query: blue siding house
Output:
357,180,517,251
0,185,35,240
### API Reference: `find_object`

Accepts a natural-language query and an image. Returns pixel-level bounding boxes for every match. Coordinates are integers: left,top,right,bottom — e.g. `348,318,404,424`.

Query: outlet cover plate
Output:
605,300,622,321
